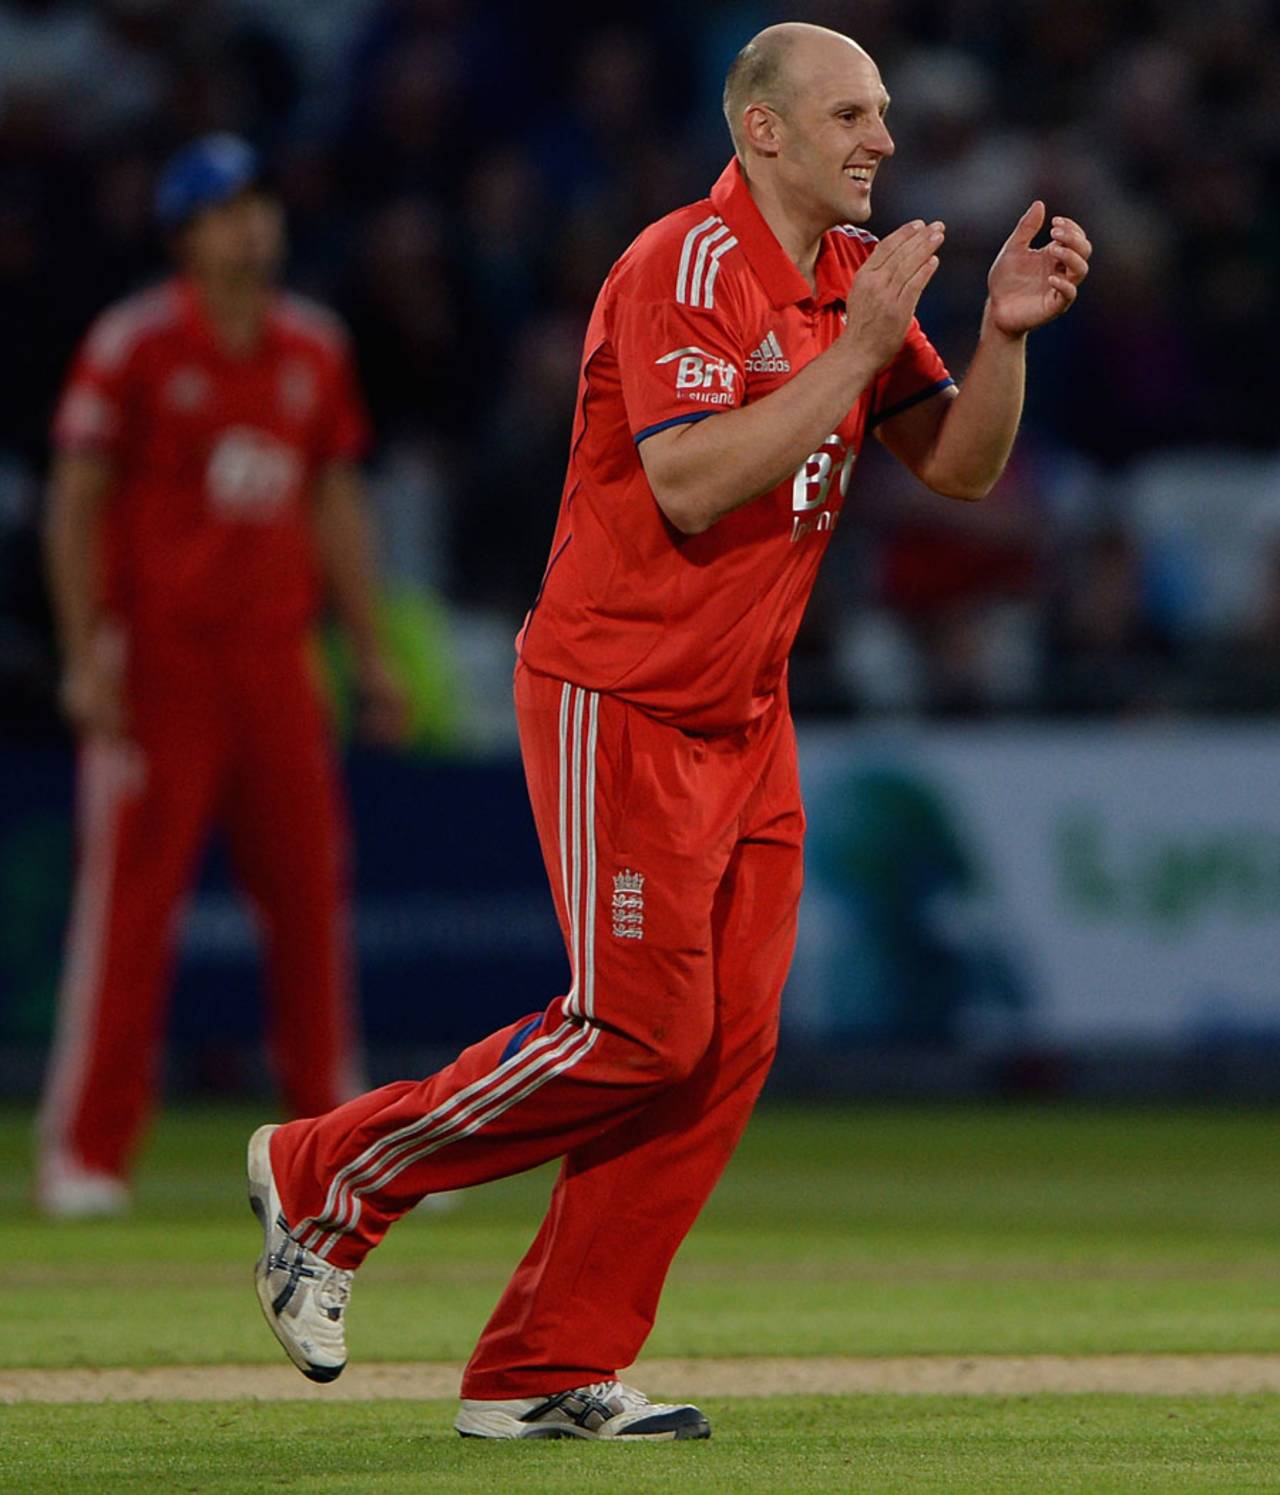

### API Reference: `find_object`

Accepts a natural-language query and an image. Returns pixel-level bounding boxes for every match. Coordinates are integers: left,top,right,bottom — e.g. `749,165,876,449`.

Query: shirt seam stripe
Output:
632,411,716,445
868,376,956,430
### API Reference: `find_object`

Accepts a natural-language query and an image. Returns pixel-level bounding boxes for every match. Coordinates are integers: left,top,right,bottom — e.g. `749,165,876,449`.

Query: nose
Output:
870,116,895,158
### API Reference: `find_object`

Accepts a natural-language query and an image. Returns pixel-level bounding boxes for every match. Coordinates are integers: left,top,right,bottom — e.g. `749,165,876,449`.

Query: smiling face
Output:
771,40,893,228
732,29,894,232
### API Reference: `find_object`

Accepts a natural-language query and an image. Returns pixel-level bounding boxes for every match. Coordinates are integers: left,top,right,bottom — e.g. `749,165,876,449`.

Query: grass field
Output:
3,1103,1279,1491
8,1397,1280,1493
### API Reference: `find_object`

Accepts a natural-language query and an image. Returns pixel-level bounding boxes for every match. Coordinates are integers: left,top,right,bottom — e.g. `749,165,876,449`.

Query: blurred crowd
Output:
1,0,1278,739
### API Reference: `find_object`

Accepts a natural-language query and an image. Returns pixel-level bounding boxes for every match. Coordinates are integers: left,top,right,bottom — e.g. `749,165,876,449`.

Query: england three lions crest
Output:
611,868,645,940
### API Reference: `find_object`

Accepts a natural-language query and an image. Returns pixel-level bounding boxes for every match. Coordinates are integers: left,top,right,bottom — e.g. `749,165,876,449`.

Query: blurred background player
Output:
35,133,406,1219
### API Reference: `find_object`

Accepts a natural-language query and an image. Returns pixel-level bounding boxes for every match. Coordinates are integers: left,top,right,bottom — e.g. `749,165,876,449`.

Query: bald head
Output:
723,23,874,159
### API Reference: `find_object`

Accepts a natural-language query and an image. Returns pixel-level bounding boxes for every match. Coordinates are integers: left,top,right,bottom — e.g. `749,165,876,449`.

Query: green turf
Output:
3,1104,1279,1367
3,1396,1280,1494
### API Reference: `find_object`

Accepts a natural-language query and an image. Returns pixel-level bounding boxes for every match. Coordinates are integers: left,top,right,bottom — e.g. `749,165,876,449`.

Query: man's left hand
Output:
986,201,1091,337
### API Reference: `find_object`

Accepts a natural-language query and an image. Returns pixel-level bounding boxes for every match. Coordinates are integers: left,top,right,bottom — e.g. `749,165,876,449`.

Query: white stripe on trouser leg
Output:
296,1017,580,1247
567,686,585,1016
36,742,129,1166
310,1023,602,1257
297,683,603,1251
558,682,573,1008
582,691,599,1019
298,686,586,1245
306,1022,595,1253
355,1032,601,1196
295,688,589,1246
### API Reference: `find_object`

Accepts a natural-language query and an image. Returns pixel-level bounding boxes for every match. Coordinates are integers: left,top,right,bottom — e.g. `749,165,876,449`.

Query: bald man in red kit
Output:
248,24,1090,1441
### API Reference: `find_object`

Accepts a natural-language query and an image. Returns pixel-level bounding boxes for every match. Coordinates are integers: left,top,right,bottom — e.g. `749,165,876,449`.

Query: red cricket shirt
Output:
518,158,953,734
52,276,369,642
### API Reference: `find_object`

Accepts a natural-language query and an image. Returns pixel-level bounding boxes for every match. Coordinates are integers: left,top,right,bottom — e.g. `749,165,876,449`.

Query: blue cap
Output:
155,133,262,231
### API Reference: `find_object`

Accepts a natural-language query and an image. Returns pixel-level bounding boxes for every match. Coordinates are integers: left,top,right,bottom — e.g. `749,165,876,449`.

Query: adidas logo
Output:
746,330,790,373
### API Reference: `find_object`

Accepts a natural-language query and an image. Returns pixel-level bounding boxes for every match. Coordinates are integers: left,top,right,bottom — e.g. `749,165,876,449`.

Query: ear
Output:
742,102,783,158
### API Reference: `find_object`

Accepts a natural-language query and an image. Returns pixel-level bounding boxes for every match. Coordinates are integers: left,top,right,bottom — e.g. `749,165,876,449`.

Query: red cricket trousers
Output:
37,629,361,1184
269,660,804,1398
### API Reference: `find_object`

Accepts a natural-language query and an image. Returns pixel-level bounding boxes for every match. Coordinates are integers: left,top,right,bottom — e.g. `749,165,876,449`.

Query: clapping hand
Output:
986,201,1091,336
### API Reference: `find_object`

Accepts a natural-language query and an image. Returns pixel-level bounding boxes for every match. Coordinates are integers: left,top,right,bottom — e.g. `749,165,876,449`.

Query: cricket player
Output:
37,135,405,1218
248,25,1090,1439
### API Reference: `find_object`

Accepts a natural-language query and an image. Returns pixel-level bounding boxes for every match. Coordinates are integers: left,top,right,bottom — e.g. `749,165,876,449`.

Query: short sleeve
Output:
868,318,954,430
51,326,132,461
317,339,371,466
612,283,747,445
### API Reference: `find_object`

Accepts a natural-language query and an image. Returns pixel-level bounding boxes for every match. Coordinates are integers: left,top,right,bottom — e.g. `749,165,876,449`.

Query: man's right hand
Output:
60,632,127,739
637,221,948,537
840,219,946,371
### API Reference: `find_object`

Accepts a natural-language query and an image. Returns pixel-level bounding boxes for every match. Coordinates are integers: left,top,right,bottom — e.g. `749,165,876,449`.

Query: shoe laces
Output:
581,1381,650,1413
315,1265,352,1318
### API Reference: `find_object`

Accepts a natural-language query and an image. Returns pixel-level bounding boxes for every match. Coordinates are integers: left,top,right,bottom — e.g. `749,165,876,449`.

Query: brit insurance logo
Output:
791,432,855,543
205,426,303,521
611,868,645,940
655,346,737,406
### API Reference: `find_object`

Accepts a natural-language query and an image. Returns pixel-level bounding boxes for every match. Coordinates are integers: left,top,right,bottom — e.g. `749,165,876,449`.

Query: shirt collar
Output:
709,158,848,311
176,274,277,359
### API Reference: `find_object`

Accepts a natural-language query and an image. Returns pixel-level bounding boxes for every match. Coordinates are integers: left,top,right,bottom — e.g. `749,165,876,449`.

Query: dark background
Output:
1,0,1278,1097
1,0,1277,731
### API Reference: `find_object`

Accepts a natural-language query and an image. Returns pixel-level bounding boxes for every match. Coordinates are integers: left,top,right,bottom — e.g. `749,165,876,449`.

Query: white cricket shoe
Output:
247,1123,352,1384
37,1156,129,1220
455,1381,711,1440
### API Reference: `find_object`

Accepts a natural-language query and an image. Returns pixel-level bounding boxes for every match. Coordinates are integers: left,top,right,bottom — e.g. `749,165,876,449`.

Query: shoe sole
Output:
247,1124,344,1385
457,1424,711,1441
455,1411,711,1441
